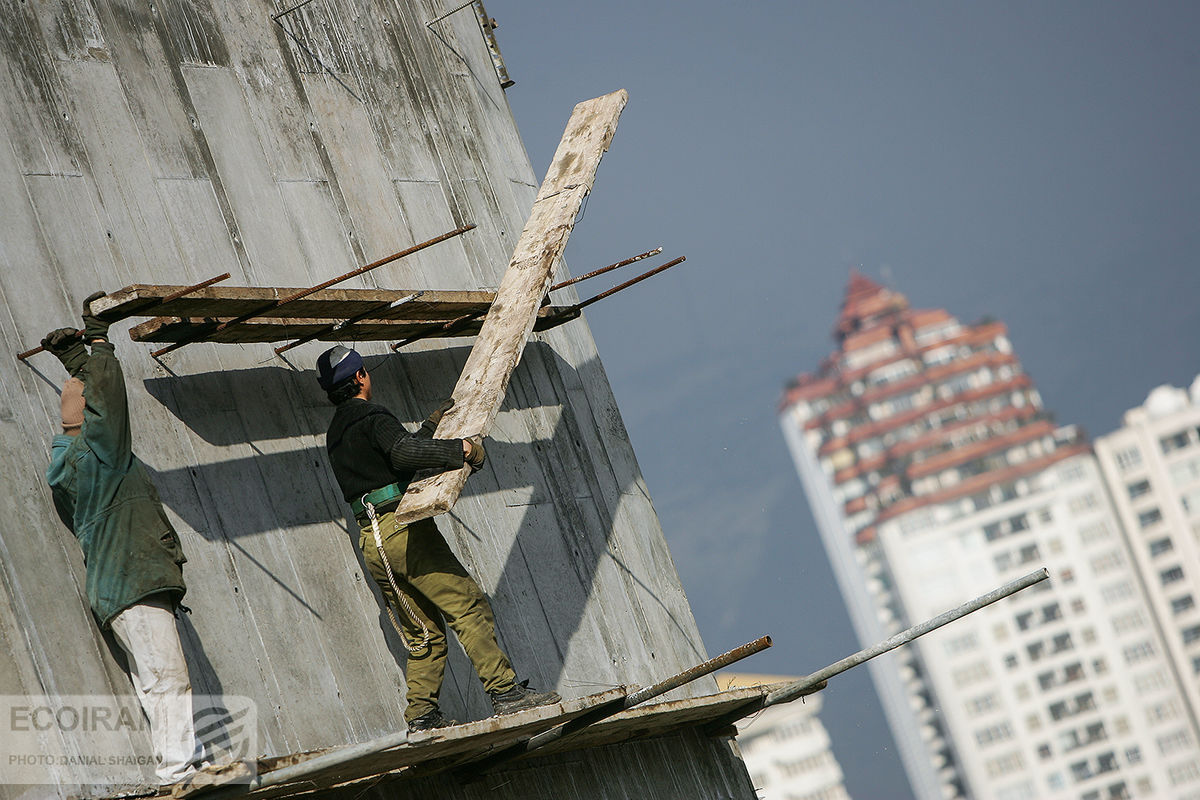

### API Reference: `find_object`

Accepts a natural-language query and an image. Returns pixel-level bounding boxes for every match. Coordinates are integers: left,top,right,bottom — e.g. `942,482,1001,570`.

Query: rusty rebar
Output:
547,247,663,293
567,255,685,313
151,224,474,358
274,292,425,355
17,272,231,361
391,247,665,351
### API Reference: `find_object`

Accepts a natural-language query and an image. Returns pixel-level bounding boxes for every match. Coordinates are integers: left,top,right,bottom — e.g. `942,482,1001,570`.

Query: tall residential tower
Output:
779,275,1200,800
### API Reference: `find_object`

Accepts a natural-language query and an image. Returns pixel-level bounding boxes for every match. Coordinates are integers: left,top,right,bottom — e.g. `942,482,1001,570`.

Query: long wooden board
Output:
91,284,497,323
123,307,579,344
393,89,628,524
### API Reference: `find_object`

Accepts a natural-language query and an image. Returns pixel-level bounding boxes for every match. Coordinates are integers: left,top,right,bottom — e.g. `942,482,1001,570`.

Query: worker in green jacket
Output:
42,293,198,787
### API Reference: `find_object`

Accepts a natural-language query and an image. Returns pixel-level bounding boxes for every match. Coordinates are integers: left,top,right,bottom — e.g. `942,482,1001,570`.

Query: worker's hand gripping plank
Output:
392,89,628,524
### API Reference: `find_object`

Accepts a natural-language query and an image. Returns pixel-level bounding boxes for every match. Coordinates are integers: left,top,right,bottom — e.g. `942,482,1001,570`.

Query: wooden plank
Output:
393,89,628,525
237,689,628,798
92,284,497,321
125,307,578,344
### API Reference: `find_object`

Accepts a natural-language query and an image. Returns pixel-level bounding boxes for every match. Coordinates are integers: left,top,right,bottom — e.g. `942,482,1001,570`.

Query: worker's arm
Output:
368,413,465,475
79,340,133,470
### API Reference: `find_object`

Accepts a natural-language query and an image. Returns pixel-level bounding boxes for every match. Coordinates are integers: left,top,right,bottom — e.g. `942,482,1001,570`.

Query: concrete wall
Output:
0,1,748,796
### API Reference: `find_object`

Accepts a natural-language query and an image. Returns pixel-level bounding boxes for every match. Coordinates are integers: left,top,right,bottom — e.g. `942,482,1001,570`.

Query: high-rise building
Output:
1094,377,1200,767
779,274,1200,800
719,674,851,800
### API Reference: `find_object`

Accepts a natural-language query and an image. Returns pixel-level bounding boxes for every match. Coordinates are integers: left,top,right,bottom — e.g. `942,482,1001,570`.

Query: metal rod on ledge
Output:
462,634,772,778
390,247,664,350
150,224,474,358
274,292,425,355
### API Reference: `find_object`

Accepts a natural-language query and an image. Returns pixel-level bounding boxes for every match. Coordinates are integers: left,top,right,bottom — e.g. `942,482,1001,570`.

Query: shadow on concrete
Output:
140,341,704,715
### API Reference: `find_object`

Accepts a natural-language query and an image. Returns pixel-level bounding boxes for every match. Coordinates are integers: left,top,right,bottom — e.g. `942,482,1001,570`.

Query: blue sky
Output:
496,2,1200,796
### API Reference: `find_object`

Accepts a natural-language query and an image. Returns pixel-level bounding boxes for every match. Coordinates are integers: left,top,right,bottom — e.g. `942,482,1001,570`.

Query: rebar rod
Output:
547,247,662,293
16,272,231,360
463,635,772,778
273,292,424,355
151,224,474,358
390,248,667,351
764,568,1049,707
568,255,685,312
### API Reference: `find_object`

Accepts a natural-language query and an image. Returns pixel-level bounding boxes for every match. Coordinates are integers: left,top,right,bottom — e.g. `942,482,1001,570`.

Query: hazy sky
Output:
496,2,1200,796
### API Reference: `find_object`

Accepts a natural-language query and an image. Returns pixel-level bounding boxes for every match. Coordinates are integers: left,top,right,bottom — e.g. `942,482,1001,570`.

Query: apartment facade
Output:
779,275,1200,799
721,674,850,800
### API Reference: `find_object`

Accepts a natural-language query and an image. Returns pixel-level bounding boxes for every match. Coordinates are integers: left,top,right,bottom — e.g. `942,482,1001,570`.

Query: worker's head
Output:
61,378,84,435
316,345,368,404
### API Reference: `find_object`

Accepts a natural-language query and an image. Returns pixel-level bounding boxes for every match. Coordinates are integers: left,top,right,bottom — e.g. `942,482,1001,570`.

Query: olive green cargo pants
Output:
358,512,516,722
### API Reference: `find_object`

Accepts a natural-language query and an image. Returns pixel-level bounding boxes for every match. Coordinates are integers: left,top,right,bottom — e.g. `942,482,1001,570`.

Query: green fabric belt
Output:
351,482,405,518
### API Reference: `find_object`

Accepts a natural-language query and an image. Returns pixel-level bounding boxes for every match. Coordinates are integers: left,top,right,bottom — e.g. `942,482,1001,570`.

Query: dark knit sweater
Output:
325,398,465,503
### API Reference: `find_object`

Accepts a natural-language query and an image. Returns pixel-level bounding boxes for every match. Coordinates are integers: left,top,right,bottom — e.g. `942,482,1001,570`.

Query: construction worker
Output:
42,293,198,786
316,345,559,731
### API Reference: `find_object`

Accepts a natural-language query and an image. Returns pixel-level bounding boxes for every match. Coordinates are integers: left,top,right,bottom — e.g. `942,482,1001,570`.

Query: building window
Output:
1112,610,1146,634
1123,641,1156,664
1184,625,1200,645
1126,747,1142,764
1139,507,1164,528
1127,479,1152,499
1161,430,1193,454
1101,581,1134,604
1168,759,1200,786
1150,537,1175,557
1069,493,1099,513
1080,522,1111,544
1172,595,1196,615
1115,446,1143,473
1158,729,1194,756
1162,566,1186,586
1091,550,1125,575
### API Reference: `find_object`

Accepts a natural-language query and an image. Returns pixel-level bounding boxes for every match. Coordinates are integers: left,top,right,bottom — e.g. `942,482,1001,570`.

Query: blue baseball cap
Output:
316,345,364,391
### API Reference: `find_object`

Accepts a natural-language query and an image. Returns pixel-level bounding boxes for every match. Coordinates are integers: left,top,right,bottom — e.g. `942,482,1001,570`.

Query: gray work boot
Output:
489,680,561,716
408,708,458,732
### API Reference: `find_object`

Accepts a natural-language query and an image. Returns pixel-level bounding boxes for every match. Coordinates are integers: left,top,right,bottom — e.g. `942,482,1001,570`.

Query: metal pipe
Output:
764,568,1049,708
151,224,474,358
274,291,424,355
16,272,231,361
463,635,772,778
568,255,685,312
547,247,662,293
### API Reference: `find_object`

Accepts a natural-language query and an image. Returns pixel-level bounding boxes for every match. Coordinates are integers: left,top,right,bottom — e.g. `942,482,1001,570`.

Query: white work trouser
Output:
109,596,198,785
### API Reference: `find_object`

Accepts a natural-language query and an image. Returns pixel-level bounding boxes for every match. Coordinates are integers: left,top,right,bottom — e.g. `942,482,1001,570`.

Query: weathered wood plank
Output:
92,284,498,321
394,89,628,525
125,307,577,344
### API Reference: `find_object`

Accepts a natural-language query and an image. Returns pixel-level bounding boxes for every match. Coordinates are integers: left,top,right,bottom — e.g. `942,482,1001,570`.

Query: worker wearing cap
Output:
41,293,198,786
316,345,559,732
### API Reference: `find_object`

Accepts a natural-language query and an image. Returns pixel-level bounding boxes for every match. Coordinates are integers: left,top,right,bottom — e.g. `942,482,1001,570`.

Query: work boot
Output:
407,708,458,732
489,680,561,716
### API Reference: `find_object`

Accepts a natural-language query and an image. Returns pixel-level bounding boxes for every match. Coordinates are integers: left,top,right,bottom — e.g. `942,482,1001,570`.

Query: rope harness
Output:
361,495,431,655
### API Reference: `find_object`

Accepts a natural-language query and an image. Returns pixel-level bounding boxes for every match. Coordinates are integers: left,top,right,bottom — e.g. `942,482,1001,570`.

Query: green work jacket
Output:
45,341,186,628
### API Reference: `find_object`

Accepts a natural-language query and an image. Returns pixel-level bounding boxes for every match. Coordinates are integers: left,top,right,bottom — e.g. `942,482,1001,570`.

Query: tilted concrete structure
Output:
0,2,753,797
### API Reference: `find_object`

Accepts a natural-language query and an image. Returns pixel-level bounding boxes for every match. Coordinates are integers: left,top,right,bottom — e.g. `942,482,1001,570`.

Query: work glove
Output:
464,435,486,473
418,397,455,437
41,327,88,377
80,290,109,341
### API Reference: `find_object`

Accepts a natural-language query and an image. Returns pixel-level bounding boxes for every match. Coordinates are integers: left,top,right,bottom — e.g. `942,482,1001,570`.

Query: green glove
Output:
81,290,109,341
41,327,88,376
464,435,486,473
419,398,455,436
